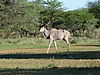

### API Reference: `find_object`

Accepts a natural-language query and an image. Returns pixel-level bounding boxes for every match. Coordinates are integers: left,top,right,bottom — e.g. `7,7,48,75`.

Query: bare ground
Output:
0,45,100,54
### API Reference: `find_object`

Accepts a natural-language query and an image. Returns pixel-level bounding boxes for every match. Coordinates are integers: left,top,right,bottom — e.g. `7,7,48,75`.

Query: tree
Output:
0,0,43,37
57,9,97,37
0,0,99,38
40,0,64,27
87,0,100,28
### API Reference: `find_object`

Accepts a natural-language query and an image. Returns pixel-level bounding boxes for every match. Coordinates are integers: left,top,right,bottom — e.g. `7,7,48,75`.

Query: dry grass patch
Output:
0,59,100,69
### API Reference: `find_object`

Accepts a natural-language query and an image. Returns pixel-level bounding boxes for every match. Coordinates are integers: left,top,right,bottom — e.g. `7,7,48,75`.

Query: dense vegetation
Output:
0,0,100,38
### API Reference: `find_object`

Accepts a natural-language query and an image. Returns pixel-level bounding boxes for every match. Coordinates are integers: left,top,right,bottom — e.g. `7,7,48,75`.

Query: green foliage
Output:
87,0,100,28
0,0,99,38
0,0,42,37
46,63,56,68
71,39,78,44
40,0,63,24
87,0,100,19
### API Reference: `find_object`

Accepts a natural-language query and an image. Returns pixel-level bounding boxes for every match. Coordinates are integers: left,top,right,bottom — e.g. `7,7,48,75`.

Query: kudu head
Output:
39,25,46,32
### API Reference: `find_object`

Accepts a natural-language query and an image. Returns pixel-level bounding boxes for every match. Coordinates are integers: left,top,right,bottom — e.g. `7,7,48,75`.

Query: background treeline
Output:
0,0,100,38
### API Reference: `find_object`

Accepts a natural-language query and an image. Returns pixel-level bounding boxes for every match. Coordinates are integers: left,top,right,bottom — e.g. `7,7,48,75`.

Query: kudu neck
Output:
44,28,49,37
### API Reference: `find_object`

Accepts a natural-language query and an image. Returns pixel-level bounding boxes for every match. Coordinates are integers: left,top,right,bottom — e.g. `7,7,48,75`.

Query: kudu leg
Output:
54,41,57,52
66,39,70,52
47,40,53,53
64,38,70,52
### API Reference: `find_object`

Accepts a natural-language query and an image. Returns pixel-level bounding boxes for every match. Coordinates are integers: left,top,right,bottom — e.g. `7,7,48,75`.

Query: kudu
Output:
39,20,71,53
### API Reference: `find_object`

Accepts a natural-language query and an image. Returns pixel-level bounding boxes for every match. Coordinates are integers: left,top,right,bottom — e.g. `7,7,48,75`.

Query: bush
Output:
71,39,77,44
93,28,100,39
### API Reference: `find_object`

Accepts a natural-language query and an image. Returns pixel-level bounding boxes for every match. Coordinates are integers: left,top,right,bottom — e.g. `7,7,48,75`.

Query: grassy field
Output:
0,37,100,50
0,37,100,74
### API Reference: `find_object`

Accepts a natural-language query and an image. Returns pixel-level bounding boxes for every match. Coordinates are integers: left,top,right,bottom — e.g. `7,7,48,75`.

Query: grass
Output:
0,59,100,69
0,46,100,69
0,58,100,75
73,37,100,45
0,37,100,50
0,38,48,50
0,37,100,74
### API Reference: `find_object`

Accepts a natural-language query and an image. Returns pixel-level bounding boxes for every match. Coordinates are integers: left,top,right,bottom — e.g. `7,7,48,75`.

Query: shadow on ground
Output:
0,51,100,59
78,45,100,47
0,67,100,75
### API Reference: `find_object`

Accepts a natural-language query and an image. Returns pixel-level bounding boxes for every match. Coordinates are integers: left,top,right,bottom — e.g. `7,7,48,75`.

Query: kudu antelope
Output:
39,20,71,53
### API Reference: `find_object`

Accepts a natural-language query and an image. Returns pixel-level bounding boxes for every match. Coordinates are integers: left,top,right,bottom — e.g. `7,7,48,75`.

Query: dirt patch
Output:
0,45,99,54
0,49,34,54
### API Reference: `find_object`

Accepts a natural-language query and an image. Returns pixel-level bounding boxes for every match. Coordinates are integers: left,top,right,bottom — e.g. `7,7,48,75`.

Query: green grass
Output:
0,38,48,50
72,37,100,45
0,37,100,74
0,37,100,50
